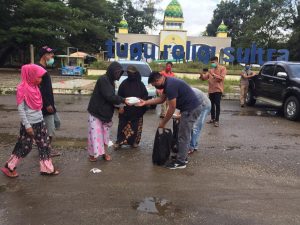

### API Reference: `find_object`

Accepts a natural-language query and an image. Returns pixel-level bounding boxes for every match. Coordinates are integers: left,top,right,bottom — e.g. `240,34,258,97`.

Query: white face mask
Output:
46,58,54,66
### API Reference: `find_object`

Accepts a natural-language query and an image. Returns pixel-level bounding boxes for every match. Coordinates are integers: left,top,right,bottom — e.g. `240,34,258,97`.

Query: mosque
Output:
114,0,231,63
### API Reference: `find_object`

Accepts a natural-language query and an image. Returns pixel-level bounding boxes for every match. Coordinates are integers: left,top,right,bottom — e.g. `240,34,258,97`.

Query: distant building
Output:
114,0,231,63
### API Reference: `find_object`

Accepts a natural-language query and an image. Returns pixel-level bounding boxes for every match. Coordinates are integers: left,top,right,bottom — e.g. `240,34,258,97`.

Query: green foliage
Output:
206,0,296,50
288,3,300,60
115,0,161,34
180,77,239,93
0,0,160,66
89,60,109,69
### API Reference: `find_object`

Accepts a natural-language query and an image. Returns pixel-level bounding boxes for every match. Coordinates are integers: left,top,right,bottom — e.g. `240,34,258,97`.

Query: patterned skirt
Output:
116,117,143,146
5,121,55,173
87,114,112,158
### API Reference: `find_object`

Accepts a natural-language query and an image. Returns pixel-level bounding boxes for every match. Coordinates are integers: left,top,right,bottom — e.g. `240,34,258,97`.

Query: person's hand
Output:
118,107,124,114
46,105,54,113
135,99,146,107
158,120,165,128
26,127,34,137
124,99,130,106
172,113,181,119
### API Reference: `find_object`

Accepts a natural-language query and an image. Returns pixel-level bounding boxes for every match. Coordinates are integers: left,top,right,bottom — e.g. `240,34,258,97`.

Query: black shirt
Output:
38,63,56,116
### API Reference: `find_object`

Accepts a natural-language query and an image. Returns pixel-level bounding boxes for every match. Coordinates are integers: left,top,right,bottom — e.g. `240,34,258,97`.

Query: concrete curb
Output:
0,86,240,100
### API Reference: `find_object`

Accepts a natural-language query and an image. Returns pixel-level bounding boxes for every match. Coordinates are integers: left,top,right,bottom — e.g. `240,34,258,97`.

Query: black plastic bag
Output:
152,128,173,165
172,118,180,154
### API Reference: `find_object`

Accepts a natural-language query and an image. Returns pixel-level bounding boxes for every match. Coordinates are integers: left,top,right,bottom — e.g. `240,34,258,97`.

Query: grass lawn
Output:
84,75,240,93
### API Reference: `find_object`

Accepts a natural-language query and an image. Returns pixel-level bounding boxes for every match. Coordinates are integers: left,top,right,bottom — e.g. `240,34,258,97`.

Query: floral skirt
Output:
116,117,143,146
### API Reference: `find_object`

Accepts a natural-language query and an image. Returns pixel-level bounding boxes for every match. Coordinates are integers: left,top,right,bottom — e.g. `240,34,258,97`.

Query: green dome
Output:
217,20,228,33
118,19,128,28
164,0,183,18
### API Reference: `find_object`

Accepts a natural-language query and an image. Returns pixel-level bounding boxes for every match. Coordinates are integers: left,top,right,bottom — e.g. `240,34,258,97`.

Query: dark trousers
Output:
209,92,222,122
177,105,201,163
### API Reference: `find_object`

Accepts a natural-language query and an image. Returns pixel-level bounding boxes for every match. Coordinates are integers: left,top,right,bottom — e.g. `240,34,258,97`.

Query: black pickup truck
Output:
246,61,300,121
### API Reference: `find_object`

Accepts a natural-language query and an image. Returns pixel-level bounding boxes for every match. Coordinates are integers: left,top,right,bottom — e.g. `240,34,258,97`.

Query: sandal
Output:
1,167,19,178
113,143,120,149
214,121,219,127
207,119,215,124
89,155,97,162
132,143,138,148
102,154,112,161
188,149,194,155
40,169,59,176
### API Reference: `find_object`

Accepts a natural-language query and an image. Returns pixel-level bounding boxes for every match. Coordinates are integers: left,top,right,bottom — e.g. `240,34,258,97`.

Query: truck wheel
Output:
284,96,300,121
245,89,256,106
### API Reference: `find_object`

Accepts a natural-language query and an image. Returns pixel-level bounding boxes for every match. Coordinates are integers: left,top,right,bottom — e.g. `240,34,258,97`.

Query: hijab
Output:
127,65,141,82
106,62,123,85
16,64,47,110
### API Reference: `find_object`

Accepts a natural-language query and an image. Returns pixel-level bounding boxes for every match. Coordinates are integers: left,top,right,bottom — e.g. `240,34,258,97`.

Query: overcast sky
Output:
151,0,221,36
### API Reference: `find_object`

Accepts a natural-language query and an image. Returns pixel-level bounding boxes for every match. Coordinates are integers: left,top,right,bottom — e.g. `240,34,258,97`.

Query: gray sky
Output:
152,0,221,36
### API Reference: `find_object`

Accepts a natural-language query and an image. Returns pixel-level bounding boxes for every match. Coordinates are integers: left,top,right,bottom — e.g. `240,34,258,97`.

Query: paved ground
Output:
0,95,299,225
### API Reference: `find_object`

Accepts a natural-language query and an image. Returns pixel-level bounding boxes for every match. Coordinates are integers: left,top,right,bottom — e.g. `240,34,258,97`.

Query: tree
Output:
288,1,300,60
206,0,296,49
66,0,117,53
0,0,85,65
0,0,160,66
115,0,160,34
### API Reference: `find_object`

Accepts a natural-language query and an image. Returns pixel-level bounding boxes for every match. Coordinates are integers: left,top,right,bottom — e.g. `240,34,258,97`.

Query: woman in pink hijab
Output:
1,64,59,178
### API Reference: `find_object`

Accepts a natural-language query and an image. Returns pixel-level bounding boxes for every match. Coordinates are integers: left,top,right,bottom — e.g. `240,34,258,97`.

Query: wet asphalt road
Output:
0,95,299,225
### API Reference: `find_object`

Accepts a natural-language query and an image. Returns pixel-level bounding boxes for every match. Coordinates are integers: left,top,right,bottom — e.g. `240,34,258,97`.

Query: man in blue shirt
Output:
137,72,201,169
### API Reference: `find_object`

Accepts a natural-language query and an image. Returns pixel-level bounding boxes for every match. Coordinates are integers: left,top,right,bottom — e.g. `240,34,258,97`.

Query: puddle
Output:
53,137,86,149
232,110,278,117
0,105,16,112
0,183,22,193
0,133,17,144
0,133,86,149
132,197,179,216
225,146,241,151
271,132,300,138
0,185,7,193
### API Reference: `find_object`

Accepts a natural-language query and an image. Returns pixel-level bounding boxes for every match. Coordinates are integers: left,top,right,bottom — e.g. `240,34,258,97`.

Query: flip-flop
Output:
89,155,97,162
40,169,59,176
102,154,112,161
1,167,19,178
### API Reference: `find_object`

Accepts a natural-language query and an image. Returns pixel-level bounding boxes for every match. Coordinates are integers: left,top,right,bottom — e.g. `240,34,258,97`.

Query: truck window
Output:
274,66,286,77
289,65,300,78
261,65,275,76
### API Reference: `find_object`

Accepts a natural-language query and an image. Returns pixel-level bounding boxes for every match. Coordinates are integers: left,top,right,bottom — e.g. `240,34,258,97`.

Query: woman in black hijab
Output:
115,65,148,148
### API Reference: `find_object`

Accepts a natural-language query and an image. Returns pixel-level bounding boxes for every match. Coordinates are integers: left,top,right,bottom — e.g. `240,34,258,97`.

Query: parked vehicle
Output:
246,61,300,121
116,60,156,100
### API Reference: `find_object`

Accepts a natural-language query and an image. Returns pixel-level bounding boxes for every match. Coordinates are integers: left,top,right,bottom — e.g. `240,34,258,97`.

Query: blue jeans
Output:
189,105,211,150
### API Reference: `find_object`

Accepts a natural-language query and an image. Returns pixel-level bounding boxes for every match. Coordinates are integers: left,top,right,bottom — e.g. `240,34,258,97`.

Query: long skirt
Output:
5,121,55,173
116,117,143,146
87,114,112,158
